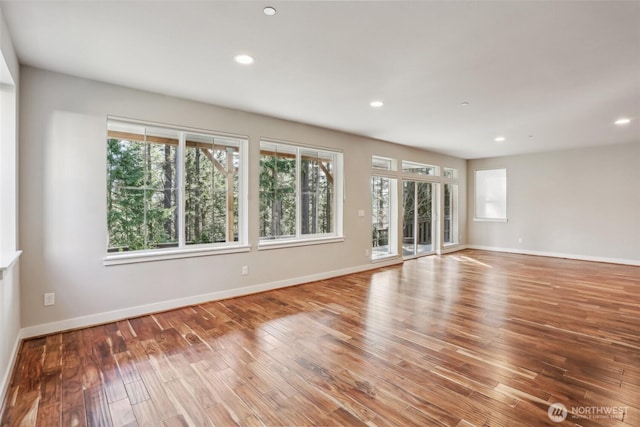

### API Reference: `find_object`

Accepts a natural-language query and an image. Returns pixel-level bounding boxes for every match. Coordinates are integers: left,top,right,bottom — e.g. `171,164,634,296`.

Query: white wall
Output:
467,142,640,264
0,3,22,407
19,66,467,335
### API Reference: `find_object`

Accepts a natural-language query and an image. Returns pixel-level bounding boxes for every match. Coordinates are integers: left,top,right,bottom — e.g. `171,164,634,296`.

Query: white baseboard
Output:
466,245,640,266
0,329,23,410
20,258,403,339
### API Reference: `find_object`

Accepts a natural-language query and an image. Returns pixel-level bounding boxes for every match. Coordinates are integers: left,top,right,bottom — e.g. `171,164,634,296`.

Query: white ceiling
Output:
1,0,639,159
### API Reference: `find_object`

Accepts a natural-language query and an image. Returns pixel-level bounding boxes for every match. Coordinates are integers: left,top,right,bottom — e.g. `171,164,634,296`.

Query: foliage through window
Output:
403,181,434,257
106,120,244,252
371,176,396,259
260,141,340,241
444,183,459,244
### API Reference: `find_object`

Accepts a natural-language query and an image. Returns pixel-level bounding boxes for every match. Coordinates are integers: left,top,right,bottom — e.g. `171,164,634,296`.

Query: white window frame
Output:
443,167,458,179
474,168,508,222
104,117,249,266
0,53,21,276
258,139,344,250
443,183,459,246
401,160,439,177
371,170,398,261
372,155,397,172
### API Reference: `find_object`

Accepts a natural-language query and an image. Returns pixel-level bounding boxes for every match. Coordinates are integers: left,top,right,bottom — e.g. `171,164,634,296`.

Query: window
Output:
0,53,18,269
259,140,342,243
474,168,507,221
403,181,435,257
371,176,397,259
443,168,458,179
372,156,394,171
106,119,246,256
444,183,459,244
402,161,438,176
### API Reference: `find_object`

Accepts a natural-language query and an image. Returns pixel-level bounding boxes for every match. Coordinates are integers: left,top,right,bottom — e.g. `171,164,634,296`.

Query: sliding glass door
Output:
402,180,434,257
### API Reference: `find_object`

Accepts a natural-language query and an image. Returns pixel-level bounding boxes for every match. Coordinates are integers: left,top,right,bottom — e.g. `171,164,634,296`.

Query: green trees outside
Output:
259,145,334,239
107,137,178,251
184,143,239,245
107,128,239,252
402,181,433,255
371,176,390,248
107,128,335,251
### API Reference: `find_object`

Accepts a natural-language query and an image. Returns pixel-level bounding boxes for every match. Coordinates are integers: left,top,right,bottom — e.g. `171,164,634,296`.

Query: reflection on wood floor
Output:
2,250,639,426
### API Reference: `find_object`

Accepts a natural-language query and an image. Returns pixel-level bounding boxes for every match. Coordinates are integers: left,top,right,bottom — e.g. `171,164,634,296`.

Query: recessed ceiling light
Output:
494,136,506,142
234,54,254,65
614,118,631,125
263,6,276,16
461,101,470,107
370,100,384,108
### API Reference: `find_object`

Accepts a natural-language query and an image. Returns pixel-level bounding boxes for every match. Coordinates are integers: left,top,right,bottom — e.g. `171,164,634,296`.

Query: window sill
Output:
0,250,22,279
473,218,508,223
443,242,460,247
258,236,344,251
104,245,251,266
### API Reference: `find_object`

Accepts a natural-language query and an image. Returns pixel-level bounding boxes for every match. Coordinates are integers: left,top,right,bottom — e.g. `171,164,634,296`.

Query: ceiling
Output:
1,1,639,159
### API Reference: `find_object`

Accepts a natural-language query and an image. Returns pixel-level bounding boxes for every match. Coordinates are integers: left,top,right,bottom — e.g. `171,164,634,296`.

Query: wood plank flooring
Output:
2,250,639,426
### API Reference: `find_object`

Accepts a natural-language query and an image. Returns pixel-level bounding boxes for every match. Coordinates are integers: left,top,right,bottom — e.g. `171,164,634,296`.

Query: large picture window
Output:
474,168,507,221
260,140,342,243
106,119,246,257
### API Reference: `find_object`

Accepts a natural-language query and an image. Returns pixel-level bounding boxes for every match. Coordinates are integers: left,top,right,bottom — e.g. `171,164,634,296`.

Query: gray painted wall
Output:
0,3,21,403
467,142,640,263
19,66,467,331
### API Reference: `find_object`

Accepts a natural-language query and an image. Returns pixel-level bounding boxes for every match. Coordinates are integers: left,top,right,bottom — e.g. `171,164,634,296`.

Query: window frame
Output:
401,160,439,177
474,168,508,222
371,171,398,262
443,182,459,245
104,117,249,266
258,139,344,250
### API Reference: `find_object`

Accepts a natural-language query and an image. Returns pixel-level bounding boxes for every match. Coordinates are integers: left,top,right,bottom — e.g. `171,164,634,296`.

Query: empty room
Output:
1,1,639,426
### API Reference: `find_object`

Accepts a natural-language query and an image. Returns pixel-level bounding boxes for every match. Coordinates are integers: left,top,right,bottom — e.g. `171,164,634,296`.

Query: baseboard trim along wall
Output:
0,330,24,411
466,245,640,266
20,258,404,339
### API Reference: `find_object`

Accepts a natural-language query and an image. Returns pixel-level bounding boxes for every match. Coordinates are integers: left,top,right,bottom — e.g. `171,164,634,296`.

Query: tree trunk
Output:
194,149,201,241
270,164,279,237
163,144,173,239
301,161,310,234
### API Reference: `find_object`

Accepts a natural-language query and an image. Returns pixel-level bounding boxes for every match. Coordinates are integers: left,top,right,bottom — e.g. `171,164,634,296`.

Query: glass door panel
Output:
403,180,435,258
416,182,433,254
402,181,416,257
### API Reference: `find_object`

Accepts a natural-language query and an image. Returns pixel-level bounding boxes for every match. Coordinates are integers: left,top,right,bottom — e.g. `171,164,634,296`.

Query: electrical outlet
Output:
365,249,370,257
518,237,523,244
242,265,249,276
44,292,55,306
358,210,365,217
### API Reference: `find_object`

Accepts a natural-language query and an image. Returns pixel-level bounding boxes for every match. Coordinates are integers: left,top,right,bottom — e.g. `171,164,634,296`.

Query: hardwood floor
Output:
2,250,639,426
